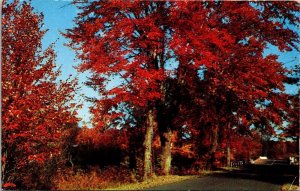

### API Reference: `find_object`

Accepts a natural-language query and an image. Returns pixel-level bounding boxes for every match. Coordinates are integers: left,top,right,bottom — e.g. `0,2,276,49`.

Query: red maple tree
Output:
171,1,299,169
2,0,79,188
66,1,299,177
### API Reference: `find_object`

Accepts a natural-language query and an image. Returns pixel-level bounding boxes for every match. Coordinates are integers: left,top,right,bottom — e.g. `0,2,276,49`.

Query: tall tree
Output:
66,1,299,176
66,1,175,178
170,1,299,169
2,0,78,189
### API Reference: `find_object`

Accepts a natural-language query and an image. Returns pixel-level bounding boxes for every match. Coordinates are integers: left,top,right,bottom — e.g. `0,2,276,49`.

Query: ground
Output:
146,171,282,191
108,166,299,191
106,175,196,190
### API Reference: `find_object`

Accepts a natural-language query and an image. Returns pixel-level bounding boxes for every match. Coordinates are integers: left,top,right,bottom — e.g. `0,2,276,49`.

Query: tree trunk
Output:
227,146,231,167
207,126,219,170
160,126,172,175
143,109,156,180
226,122,231,167
2,150,7,183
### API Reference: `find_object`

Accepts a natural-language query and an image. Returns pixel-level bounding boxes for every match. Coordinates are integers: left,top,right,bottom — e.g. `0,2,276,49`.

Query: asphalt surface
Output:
145,167,298,191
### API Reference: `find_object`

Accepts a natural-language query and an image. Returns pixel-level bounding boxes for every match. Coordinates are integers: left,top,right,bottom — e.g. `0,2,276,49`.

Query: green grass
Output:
105,175,197,190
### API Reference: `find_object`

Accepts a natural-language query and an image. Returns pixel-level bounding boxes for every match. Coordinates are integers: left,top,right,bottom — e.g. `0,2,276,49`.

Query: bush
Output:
53,166,135,190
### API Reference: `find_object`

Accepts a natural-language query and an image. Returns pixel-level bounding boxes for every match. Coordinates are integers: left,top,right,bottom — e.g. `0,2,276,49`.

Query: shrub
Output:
53,166,135,190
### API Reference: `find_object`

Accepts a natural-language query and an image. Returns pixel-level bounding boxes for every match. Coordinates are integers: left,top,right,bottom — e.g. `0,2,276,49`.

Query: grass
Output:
220,167,243,171
197,167,241,176
281,183,299,191
105,175,197,190
53,167,135,190
54,168,236,190
53,167,199,190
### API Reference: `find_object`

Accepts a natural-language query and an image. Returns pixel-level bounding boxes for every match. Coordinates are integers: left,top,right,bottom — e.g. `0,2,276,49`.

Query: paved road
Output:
146,168,297,191
146,176,280,191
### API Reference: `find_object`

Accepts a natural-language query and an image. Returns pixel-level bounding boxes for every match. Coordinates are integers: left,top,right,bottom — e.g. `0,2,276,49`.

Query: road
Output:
146,168,297,191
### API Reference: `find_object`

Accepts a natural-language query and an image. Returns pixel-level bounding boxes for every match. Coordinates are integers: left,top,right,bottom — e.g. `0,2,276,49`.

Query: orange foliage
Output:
2,182,16,190
76,127,129,150
53,167,135,190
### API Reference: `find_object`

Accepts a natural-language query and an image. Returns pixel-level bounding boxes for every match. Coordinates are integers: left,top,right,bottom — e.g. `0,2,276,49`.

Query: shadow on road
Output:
145,165,298,190
212,164,299,186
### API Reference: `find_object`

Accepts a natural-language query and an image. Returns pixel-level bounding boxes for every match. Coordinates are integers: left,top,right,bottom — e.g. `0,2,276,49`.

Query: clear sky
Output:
29,0,299,127
31,0,97,127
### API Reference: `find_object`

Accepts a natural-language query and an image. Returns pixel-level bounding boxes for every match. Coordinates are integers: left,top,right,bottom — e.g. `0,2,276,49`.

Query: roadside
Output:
145,173,281,191
105,166,299,191
105,175,197,190
106,168,238,190
281,183,299,191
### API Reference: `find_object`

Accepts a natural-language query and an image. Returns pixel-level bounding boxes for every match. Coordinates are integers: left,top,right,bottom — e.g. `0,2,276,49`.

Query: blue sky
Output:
31,0,97,127
29,0,299,127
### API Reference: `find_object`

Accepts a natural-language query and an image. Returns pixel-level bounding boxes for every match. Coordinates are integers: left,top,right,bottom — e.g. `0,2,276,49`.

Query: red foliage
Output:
53,166,135,190
2,182,16,189
2,0,79,189
76,127,129,151
65,0,299,174
284,93,300,140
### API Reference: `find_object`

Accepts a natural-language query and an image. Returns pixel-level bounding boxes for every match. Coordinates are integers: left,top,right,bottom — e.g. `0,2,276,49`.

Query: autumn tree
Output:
283,65,299,141
170,1,299,169
66,1,178,179
285,92,299,141
66,0,299,177
66,0,231,177
2,0,78,189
